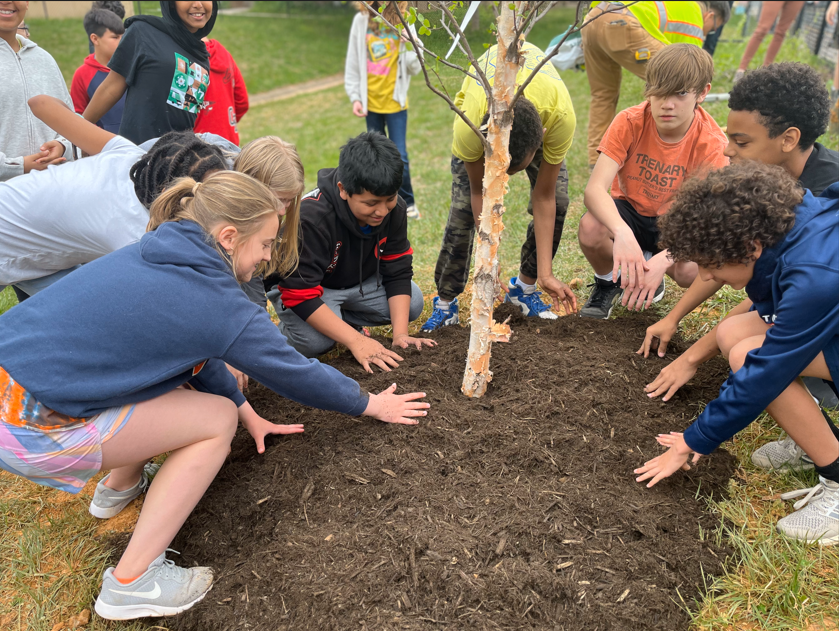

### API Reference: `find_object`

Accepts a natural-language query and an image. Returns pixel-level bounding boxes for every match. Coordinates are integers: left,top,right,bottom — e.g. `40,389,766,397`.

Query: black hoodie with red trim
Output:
272,168,414,321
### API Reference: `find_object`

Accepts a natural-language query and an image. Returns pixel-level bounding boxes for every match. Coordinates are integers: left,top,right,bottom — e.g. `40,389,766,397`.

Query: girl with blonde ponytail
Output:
0,171,429,621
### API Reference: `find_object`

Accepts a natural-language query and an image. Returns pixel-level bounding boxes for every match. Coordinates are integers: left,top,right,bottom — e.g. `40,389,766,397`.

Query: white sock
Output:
436,299,451,310
643,250,654,262
594,271,614,282
515,277,536,294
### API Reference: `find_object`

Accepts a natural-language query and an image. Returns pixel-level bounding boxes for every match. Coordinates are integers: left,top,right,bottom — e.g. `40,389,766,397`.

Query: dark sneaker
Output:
651,276,665,304
505,277,557,319
420,296,459,332
580,278,622,319
94,550,213,620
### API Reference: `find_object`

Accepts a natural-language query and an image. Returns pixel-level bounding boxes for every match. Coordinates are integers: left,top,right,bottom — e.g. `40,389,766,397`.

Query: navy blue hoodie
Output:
683,184,839,455
0,220,369,419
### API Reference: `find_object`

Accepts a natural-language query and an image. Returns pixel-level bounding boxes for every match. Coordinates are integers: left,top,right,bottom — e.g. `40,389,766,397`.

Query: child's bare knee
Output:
578,212,608,248
672,263,698,288
213,397,239,440
716,317,741,359
728,339,751,372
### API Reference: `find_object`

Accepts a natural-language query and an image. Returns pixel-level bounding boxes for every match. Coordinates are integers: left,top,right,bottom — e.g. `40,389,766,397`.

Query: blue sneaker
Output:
505,277,558,319
421,296,459,332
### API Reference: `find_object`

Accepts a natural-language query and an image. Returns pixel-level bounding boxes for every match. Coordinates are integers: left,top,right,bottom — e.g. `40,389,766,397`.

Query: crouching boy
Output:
635,163,839,544
267,132,433,372
579,44,728,319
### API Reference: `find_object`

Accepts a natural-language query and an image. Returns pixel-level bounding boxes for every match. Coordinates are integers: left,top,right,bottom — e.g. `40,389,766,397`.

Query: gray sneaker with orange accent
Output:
94,550,213,620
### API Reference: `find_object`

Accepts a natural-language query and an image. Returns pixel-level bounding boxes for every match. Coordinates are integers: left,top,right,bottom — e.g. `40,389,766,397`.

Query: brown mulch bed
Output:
167,306,735,630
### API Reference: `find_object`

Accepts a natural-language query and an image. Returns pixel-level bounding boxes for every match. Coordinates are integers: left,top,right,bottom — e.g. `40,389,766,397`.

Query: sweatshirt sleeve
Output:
380,207,414,299
231,56,249,121
683,264,839,455
277,215,333,321
223,310,370,416
344,14,364,105
0,152,24,181
70,66,90,114
188,357,247,407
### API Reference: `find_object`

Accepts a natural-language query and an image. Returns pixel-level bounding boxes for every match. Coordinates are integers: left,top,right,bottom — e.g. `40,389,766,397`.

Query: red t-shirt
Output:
598,101,728,217
194,39,249,145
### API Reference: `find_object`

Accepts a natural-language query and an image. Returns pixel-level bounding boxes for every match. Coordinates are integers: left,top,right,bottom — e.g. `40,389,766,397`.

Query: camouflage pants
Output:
433,150,569,301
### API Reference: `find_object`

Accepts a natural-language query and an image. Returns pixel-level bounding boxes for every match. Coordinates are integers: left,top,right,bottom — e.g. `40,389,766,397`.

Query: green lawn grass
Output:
24,10,354,95
2,6,839,630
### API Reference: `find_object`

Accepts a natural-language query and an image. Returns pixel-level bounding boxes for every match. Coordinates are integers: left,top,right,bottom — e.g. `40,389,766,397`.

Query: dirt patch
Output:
166,307,735,630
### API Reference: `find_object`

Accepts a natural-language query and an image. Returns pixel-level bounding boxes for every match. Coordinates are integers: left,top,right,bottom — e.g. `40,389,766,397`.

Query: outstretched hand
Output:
634,432,701,487
643,354,698,401
538,275,578,315
364,383,429,425
638,318,678,358
242,414,304,454
392,333,438,351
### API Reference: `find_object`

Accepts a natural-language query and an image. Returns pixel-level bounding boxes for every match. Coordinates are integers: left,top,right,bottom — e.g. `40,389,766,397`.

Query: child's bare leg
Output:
577,212,615,275
666,260,698,289
716,311,771,360
99,388,238,579
728,334,838,467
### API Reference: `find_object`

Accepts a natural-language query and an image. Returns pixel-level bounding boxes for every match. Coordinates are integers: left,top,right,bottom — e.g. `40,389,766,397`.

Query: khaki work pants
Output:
581,4,665,166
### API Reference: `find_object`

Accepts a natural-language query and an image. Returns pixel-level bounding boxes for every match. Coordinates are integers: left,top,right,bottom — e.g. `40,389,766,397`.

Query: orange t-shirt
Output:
598,101,728,217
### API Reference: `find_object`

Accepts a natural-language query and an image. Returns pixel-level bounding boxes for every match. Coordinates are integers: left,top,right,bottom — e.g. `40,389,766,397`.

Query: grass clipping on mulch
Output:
168,306,735,631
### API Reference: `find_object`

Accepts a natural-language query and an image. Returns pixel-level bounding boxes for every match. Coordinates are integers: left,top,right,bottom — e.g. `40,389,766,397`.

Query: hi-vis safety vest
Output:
616,1,706,46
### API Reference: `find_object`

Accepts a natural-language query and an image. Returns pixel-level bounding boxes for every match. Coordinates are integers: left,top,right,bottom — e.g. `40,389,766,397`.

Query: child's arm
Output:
390,294,436,350
642,298,754,401
639,275,725,357
28,95,115,157
584,153,648,290
83,70,127,125
232,58,249,122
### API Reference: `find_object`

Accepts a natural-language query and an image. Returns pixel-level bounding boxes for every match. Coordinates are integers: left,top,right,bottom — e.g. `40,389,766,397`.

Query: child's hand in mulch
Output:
239,402,304,454
634,432,701,488
364,383,429,425
392,334,437,350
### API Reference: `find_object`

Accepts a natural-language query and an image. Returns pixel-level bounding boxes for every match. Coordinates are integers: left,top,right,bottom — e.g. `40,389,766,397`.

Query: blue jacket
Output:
683,184,839,455
0,220,369,419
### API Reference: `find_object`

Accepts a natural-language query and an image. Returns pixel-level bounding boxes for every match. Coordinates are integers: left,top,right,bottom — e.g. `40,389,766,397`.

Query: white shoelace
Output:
780,477,835,511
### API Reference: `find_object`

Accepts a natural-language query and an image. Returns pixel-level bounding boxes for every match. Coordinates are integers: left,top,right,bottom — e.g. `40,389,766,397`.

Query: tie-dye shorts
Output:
0,366,134,494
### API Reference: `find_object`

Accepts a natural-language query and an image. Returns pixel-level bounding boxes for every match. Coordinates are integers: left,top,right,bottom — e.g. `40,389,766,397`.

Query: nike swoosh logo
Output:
110,581,161,599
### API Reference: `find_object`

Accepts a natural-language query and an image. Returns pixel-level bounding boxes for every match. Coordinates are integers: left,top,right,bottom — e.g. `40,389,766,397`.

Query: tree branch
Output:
360,3,482,83
435,1,493,106
509,1,640,110
365,2,490,153
522,1,559,39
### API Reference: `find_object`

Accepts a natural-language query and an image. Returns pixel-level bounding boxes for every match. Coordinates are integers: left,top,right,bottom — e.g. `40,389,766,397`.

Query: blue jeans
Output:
366,110,415,206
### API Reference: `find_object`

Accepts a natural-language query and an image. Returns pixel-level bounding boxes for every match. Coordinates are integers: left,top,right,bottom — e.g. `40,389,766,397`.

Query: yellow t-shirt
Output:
366,27,405,114
451,41,576,165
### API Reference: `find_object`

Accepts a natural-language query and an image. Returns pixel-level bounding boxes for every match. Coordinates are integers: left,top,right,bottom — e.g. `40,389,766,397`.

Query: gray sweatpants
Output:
267,275,424,358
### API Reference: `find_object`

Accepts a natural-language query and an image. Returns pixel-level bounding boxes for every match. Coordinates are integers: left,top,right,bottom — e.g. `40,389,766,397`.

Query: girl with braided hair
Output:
0,95,227,298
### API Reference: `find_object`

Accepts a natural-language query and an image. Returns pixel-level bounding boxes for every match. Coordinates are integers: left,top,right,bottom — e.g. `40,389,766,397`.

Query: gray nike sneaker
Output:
89,463,160,519
751,435,815,471
776,477,839,546
94,550,213,620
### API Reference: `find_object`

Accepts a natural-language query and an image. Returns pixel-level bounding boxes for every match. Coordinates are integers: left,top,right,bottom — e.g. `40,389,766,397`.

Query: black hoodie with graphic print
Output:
270,168,414,321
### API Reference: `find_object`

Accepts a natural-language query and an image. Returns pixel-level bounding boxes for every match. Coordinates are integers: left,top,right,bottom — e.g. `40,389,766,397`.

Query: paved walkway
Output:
250,73,345,107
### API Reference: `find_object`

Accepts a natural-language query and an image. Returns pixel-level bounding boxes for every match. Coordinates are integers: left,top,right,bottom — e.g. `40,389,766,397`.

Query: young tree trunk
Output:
461,3,523,398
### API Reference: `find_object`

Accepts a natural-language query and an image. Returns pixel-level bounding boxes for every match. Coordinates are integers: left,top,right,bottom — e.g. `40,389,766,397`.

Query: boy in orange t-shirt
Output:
578,44,728,319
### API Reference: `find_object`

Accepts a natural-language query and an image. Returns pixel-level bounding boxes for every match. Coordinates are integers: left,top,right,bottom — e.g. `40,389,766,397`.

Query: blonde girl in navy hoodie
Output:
0,171,429,620
634,163,839,544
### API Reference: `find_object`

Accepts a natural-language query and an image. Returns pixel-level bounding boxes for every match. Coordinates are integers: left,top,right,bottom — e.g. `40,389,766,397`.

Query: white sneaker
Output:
94,550,213,620
406,204,421,220
90,463,160,519
776,477,839,545
751,435,815,471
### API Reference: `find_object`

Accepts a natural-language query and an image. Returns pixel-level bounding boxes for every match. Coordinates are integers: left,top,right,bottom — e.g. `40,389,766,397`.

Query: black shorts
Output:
614,198,660,255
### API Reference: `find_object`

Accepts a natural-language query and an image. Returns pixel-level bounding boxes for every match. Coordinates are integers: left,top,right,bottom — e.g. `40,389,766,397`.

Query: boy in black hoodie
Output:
267,132,433,372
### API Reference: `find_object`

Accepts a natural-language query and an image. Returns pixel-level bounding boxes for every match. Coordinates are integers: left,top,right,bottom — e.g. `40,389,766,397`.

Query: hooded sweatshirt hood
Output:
0,220,369,421
684,183,839,456
124,0,218,66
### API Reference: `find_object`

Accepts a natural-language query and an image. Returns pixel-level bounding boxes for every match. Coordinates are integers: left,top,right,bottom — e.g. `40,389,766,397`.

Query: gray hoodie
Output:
0,35,74,181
